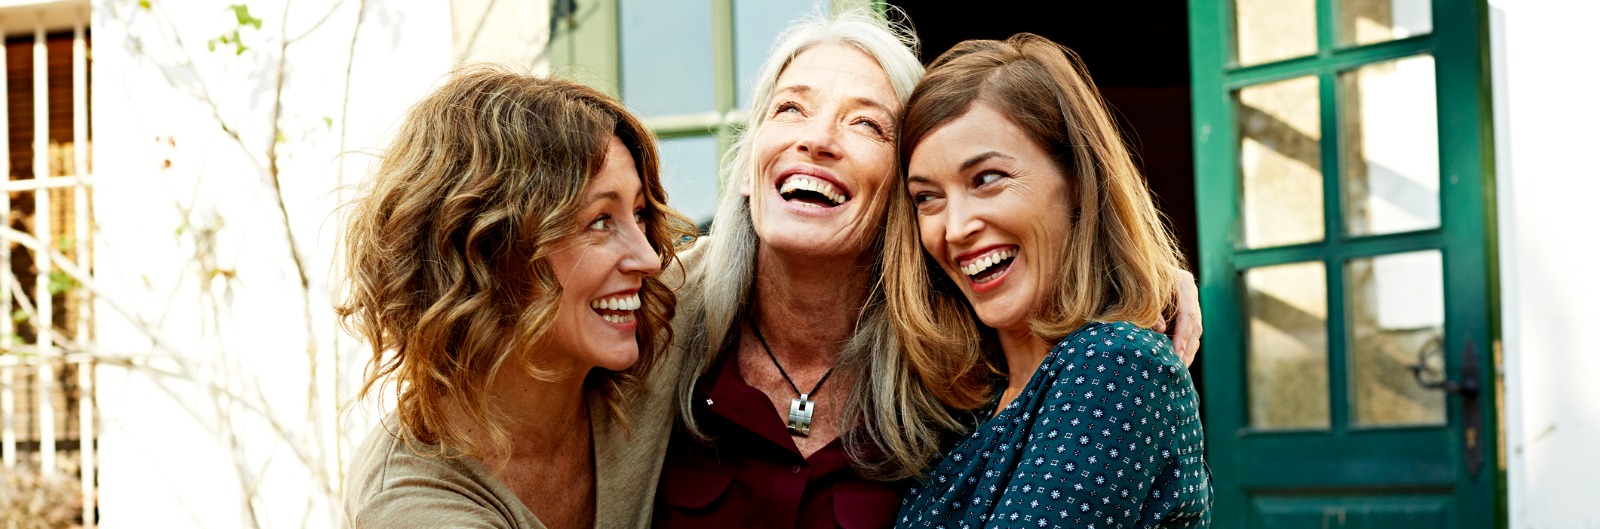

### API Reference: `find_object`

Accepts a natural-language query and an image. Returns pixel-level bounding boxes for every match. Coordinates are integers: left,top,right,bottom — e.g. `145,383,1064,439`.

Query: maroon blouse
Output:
653,348,910,529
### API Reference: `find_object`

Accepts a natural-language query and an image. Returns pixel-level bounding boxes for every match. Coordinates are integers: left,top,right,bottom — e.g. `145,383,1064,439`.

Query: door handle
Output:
1409,336,1479,398
1409,336,1483,477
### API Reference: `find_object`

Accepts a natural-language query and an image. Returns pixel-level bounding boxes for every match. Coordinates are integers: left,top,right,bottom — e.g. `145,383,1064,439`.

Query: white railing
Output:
0,17,96,529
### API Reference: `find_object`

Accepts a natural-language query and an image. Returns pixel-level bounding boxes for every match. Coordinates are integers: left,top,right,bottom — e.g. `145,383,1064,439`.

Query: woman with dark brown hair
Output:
886,34,1212,528
336,67,695,528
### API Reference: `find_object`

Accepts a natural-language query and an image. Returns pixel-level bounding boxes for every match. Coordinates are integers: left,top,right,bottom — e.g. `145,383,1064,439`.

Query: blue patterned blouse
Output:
897,321,1210,529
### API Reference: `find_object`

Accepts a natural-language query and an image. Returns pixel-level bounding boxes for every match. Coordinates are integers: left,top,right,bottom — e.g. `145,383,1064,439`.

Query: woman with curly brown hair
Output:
336,67,696,528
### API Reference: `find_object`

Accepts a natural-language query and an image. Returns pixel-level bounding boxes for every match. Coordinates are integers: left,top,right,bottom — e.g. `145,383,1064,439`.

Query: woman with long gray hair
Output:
644,10,1202,528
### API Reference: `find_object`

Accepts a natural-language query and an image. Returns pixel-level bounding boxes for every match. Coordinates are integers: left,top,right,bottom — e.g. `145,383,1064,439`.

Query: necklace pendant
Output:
787,393,815,436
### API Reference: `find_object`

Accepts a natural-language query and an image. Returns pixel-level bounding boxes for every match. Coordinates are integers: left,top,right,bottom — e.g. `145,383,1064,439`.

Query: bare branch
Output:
138,1,270,173
287,0,349,43
333,0,371,500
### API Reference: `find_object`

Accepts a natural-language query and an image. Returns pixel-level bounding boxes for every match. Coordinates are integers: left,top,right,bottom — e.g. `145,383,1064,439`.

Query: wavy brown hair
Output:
336,66,696,461
885,34,1187,417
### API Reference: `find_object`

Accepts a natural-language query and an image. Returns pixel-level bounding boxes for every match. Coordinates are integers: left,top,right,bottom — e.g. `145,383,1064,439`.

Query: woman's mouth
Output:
589,293,641,324
777,175,849,208
958,246,1017,285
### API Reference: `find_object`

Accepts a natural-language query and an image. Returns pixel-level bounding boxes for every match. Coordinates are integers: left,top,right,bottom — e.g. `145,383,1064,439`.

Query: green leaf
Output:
228,4,264,30
207,39,217,53
322,116,333,129
56,237,76,253
139,0,152,10
235,43,248,55
11,310,26,323
47,270,78,295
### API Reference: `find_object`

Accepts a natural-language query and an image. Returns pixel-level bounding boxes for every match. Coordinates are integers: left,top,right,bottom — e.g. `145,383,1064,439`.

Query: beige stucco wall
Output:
451,0,552,72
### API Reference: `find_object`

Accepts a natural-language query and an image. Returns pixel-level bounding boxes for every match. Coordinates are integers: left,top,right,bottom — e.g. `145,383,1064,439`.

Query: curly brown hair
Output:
336,66,696,460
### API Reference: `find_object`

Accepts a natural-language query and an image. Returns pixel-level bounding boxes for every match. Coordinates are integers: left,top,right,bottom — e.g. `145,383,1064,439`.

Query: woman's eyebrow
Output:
960,151,1010,171
850,97,893,116
774,85,812,98
583,190,620,207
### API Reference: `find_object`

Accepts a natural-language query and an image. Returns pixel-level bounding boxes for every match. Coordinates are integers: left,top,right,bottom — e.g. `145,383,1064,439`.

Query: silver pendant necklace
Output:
749,320,834,437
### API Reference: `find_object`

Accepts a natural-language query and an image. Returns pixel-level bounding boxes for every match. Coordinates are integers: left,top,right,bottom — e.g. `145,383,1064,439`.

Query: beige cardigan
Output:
343,246,698,528
343,367,679,529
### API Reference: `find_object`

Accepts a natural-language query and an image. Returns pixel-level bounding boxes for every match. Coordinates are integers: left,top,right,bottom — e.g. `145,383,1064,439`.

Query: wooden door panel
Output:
1188,0,1500,526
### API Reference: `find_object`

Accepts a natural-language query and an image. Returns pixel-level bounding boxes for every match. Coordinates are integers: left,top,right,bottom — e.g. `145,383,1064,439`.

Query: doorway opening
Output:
890,2,1200,389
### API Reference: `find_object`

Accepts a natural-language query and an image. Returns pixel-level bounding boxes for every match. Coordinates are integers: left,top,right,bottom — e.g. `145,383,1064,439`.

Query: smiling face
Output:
540,135,664,373
906,102,1073,334
744,43,900,260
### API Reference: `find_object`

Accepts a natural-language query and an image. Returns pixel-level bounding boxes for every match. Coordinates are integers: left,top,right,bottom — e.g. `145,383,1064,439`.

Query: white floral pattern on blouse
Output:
897,321,1211,529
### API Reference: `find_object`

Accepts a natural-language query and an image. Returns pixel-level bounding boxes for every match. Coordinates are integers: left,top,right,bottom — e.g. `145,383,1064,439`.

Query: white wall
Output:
452,0,552,71
1490,1,1600,528
90,0,451,526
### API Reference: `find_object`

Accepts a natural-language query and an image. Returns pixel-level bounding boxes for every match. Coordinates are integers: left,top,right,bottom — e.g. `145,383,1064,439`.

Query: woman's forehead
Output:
774,44,896,107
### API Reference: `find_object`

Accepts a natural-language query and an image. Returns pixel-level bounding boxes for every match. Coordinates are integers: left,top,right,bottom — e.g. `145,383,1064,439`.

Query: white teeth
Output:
779,176,847,206
600,313,636,324
960,248,1017,277
590,293,642,312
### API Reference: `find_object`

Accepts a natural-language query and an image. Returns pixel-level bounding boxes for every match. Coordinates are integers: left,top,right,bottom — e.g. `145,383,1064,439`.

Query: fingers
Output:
1171,269,1202,367
1180,317,1201,367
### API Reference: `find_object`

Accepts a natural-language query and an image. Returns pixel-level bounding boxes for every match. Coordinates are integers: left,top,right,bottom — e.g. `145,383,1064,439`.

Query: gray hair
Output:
672,7,966,480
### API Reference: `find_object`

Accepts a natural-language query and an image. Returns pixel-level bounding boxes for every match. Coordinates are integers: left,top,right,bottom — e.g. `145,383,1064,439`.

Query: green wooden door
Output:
1187,0,1500,526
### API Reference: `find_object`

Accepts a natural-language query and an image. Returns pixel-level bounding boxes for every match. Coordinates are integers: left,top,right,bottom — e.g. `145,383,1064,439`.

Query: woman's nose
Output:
620,223,662,276
944,198,984,246
796,119,841,160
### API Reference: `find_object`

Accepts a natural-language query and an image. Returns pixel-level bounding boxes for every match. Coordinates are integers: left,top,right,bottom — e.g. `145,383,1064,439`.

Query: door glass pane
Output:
1340,0,1432,46
735,0,826,110
1246,261,1330,429
1238,76,1323,248
1234,0,1317,66
1347,250,1446,426
1341,55,1439,237
659,135,721,226
620,0,714,116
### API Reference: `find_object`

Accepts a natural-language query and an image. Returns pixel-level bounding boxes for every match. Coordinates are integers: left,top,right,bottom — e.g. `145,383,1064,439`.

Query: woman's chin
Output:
592,348,640,373
758,227,871,261
973,307,1033,335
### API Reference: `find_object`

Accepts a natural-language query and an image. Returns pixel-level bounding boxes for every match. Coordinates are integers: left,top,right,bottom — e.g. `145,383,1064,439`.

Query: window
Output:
0,15,96,528
551,0,856,226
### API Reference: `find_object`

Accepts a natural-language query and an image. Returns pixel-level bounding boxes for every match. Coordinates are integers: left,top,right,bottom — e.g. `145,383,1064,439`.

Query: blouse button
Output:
791,465,803,474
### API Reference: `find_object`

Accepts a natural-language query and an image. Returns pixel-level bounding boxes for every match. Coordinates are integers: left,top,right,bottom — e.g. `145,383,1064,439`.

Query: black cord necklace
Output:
749,320,833,436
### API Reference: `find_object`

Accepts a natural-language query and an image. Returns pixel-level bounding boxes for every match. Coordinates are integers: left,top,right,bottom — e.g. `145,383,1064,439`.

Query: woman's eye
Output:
633,208,647,224
854,118,885,135
588,215,611,231
976,172,1004,186
774,102,802,116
